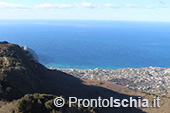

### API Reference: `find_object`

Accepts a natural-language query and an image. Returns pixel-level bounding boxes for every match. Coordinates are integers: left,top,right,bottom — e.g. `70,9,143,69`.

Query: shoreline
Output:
47,66,170,70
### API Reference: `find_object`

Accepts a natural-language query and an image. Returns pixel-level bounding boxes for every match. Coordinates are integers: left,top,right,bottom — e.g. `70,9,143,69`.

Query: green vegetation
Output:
16,94,57,113
0,43,45,100
16,94,98,113
0,93,98,113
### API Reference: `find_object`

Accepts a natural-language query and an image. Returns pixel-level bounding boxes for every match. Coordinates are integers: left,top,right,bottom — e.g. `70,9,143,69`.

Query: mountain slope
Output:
0,42,170,113
0,42,45,100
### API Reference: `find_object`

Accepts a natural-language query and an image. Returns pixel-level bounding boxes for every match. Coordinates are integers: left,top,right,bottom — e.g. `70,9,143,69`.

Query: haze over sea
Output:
0,20,170,69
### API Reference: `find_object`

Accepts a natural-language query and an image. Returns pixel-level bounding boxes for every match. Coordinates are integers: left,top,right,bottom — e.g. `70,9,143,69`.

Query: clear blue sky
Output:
0,0,169,21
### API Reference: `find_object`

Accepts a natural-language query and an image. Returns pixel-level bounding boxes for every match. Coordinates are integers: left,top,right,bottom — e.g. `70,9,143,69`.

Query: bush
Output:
15,93,99,113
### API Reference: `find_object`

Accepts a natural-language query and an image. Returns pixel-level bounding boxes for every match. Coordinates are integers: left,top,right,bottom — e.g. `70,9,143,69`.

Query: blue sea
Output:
0,20,170,69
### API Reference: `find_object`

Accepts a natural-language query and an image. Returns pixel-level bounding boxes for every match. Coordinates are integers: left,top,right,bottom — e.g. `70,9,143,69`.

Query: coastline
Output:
45,63,170,70
47,65,170,70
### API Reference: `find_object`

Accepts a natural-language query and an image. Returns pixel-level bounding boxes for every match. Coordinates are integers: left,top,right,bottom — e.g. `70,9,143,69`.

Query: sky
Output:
0,0,169,21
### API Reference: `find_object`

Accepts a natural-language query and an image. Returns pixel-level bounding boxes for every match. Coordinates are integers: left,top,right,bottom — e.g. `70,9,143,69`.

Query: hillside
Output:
0,93,98,113
0,42,46,100
0,42,170,113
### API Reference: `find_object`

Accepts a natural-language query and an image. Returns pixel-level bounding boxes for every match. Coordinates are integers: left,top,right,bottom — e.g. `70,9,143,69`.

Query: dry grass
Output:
0,100,17,113
83,80,170,113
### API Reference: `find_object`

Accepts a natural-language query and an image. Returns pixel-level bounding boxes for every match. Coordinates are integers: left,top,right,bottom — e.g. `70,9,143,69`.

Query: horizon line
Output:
0,19,170,23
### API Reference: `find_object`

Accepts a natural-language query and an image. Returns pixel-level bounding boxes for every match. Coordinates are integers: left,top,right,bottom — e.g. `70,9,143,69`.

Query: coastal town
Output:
53,66,170,96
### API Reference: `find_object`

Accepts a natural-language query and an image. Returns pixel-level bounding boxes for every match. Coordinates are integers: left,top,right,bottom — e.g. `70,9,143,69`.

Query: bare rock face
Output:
22,45,39,62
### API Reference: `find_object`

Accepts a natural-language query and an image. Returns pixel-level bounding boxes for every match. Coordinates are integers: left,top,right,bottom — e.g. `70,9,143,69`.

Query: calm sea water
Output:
0,20,170,69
